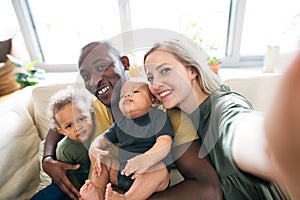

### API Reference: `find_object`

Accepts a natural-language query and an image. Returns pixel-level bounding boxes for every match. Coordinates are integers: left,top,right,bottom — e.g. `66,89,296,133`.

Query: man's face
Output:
79,44,125,107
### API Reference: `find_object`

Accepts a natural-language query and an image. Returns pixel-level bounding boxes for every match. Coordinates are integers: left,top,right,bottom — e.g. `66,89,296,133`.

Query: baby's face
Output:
55,102,94,143
119,82,153,119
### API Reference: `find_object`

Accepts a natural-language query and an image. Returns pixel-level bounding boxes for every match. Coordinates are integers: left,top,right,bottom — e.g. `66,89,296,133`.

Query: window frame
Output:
12,0,252,72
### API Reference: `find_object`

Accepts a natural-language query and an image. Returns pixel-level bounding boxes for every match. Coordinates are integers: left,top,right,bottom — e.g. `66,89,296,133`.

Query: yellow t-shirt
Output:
89,99,199,179
93,99,199,148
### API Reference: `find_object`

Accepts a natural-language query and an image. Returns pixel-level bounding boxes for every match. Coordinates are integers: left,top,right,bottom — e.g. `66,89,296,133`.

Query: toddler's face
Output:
55,102,94,143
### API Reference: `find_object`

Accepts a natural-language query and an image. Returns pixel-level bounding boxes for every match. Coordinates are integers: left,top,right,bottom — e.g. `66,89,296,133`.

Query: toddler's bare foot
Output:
80,179,103,200
105,183,126,200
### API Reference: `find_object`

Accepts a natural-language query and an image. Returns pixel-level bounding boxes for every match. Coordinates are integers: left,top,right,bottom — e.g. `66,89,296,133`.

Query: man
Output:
42,41,222,200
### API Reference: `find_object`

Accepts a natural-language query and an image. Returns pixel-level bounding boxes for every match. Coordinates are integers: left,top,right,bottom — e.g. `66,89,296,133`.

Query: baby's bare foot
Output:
80,179,103,200
105,183,126,200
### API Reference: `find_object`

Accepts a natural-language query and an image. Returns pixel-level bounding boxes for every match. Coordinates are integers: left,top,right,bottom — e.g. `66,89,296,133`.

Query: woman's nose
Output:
151,81,163,90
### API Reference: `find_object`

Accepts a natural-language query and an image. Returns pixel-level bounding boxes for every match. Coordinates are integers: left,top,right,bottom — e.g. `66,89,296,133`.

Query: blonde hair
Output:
48,87,93,129
144,40,222,94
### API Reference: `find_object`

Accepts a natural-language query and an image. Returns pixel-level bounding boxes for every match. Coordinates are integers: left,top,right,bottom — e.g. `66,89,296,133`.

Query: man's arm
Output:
149,140,222,200
42,128,80,200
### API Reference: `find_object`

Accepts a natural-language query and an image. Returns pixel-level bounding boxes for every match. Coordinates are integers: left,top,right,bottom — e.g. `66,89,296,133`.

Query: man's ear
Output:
121,56,130,70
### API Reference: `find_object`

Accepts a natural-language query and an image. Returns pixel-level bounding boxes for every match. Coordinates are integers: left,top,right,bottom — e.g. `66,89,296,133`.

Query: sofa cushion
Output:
36,140,52,192
224,74,282,112
0,105,41,200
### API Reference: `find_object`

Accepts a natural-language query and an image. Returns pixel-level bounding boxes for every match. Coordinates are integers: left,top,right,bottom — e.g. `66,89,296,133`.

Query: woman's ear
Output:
121,56,130,70
188,67,198,79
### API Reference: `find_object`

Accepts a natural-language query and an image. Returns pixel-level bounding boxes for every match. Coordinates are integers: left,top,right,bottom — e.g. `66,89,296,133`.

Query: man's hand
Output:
42,156,80,200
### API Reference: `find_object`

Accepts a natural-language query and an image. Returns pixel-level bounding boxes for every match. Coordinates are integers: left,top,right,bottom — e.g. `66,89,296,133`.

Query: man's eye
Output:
81,72,90,80
98,65,106,71
98,62,112,71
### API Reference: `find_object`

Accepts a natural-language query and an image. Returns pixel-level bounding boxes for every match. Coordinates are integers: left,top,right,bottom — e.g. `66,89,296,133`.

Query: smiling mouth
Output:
98,85,110,95
159,90,172,98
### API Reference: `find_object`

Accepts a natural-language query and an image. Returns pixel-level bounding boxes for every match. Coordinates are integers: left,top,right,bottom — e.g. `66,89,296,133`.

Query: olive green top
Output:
189,84,287,200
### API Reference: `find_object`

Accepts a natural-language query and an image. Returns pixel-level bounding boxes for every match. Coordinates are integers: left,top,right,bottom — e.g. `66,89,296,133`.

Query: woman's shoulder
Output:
211,84,253,110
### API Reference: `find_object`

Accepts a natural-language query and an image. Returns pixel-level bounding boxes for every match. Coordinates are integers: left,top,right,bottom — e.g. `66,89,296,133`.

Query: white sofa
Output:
0,72,282,200
0,82,78,200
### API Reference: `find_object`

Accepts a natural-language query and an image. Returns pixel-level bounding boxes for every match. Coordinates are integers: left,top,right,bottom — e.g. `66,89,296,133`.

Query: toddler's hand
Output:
89,147,109,176
121,154,150,178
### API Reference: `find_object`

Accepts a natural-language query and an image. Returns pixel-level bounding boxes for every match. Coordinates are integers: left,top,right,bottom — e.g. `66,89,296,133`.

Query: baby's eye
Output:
132,90,140,93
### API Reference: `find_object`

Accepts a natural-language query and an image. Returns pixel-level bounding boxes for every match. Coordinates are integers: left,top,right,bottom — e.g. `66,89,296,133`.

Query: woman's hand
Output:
42,156,80,200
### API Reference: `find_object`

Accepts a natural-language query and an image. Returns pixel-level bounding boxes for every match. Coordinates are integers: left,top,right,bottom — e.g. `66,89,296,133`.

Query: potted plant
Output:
7,54,45,88
184,22,221,74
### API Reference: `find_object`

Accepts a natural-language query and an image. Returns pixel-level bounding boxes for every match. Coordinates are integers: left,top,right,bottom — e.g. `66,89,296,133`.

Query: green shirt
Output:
56,137,90,190
189,84,287,200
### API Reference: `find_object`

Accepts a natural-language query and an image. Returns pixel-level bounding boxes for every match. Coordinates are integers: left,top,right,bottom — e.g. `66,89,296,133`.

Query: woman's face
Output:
144,50,196,110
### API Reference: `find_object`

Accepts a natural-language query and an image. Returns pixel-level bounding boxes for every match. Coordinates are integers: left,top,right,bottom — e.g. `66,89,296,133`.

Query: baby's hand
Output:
89,147,109,176
121,154,150,179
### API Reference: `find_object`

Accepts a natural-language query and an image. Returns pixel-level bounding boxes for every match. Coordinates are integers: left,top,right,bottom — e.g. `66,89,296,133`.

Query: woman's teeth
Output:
160,90,171,97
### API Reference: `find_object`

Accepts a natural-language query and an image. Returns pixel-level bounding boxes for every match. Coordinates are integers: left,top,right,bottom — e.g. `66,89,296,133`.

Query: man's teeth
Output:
160,90,171,97
98,86,110,94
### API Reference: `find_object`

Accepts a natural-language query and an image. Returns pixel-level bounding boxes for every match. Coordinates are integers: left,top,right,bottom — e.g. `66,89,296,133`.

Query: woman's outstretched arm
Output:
149,140,222,200
265,51,300,199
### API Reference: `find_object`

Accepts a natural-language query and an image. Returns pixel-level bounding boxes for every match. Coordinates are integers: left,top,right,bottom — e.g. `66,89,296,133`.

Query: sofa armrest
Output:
0,105,41,200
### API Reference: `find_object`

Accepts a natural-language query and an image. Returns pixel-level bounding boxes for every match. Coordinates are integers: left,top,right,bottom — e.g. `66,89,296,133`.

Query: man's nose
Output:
90,74,103,86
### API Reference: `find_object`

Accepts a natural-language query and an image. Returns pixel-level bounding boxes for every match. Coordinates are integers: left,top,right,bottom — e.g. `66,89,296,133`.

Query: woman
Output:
144,40,296,199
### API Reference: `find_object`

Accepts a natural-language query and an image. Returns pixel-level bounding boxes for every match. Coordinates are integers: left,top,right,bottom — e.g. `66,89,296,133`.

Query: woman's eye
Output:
161,68,170,75
147,76,154,83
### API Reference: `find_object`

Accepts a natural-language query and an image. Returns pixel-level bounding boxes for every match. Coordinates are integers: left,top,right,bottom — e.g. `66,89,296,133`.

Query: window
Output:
24,0,121,65
12,0,300,71
0,0,29,62
241,0,300,56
